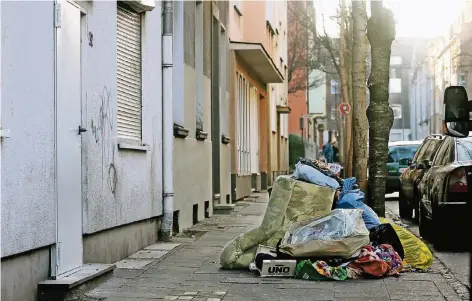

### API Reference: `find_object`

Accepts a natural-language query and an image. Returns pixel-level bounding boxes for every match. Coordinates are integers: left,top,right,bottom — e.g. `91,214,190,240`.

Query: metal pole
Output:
161,0,174,241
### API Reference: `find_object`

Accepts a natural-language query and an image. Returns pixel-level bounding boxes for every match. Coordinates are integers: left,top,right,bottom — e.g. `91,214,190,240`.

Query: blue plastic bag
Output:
336,178,381,230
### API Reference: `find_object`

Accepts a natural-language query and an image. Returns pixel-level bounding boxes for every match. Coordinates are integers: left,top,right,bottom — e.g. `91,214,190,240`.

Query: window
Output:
117,3,142,141
422,140,443,161
237,73,251,175
220,27,228,135
388,146,419,163
389,78,402,93
173,0,185,126
330,80,340,94
195,1,204,131
433,139,451,166
390,56,402,65
391,104,402,119
456,138,472,161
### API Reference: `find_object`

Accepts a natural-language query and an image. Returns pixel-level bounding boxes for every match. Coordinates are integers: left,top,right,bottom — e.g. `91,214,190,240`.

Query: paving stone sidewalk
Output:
82,192,468,301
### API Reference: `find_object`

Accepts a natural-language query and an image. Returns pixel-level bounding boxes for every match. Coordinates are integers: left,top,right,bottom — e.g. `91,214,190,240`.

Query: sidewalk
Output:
81,193,467,301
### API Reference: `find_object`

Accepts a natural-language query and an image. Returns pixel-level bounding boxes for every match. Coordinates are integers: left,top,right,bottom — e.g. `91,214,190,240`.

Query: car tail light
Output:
449,168,468,193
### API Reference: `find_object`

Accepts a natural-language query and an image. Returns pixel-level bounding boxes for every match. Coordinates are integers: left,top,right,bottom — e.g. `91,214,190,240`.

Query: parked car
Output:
418,134,472,247
386,140,423,193
398,135,445,220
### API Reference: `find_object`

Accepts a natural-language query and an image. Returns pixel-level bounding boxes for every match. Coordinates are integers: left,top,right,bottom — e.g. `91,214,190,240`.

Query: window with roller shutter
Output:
117,4,142,142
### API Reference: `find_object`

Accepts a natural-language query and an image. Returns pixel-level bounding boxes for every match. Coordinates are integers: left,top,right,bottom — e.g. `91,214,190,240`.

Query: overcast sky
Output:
313,0,467,38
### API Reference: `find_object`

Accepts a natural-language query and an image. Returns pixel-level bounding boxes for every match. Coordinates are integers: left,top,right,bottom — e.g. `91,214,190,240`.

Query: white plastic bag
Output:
280,209,370,258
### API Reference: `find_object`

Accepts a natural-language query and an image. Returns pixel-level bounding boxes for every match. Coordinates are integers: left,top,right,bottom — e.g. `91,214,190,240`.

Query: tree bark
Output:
366,0,395,216
352,0,368,192
339,0,351,174
346,14,354,177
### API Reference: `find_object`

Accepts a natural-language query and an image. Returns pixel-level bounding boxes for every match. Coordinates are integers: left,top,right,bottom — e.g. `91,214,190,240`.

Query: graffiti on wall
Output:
90,86,117,193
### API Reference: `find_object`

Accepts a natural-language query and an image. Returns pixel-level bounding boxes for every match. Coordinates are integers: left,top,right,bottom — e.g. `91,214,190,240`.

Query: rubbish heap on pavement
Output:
219,157,433,281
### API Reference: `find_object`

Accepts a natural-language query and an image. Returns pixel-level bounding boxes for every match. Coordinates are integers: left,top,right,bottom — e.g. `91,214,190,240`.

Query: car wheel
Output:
418,201,430,239
398,189,413,219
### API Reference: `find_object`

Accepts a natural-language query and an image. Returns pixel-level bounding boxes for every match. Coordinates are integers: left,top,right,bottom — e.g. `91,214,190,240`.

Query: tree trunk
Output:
339,0,351,174
352,0,368,192
366,0,395,216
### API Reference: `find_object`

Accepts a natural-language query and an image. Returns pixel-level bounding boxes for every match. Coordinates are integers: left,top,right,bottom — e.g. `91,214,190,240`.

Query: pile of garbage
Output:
220,157,433,281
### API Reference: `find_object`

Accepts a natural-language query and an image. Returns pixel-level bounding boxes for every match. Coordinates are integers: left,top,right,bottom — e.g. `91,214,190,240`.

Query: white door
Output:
56,0,83,276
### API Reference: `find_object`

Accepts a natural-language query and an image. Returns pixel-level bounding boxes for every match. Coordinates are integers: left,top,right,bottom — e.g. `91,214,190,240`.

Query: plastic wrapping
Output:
293,162,340,190
284,209,363,244
280,209,370,259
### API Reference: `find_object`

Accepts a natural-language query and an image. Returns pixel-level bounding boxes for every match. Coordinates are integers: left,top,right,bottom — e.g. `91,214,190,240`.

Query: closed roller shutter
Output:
117,4,142,141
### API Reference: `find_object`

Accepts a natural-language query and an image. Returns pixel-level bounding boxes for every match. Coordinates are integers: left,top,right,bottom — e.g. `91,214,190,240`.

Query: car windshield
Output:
456,137,472,162
388,145,420,163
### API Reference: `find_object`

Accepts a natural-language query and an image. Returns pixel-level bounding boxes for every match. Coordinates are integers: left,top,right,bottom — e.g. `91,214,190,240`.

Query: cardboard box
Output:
260,260,297,277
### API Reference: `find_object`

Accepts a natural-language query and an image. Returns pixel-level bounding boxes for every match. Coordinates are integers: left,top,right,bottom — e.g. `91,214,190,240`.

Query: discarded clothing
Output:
369,223,404,259
347,244,403,279
298,157,344,186
293,162,340,190
296,260,348,281
336,178,381,230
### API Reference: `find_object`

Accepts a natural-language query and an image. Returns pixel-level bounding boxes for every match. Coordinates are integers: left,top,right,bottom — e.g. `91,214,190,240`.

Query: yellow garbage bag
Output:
379,218,433,270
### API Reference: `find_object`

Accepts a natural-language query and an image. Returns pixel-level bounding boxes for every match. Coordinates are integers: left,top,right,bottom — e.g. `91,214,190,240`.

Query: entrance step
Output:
213,203,236,214
38,263,115,301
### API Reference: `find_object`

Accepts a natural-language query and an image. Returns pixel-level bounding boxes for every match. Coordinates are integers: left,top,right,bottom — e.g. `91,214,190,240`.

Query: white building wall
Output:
1,0,164,256
1,1,56,257
80,1,163,234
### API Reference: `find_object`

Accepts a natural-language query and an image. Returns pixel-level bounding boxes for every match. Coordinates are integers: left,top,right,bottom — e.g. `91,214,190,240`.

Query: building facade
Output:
409,2,471,139
228,0,289,200
0,1,234,300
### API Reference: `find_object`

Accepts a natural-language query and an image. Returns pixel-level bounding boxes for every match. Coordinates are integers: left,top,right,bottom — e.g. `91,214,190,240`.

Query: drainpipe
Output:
160,0,174,241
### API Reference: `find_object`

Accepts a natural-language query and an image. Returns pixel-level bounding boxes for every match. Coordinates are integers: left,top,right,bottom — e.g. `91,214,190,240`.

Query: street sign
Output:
338,103,351,115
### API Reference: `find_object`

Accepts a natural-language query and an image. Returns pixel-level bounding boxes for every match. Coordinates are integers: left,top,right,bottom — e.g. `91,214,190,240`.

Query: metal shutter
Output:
117,5,142,141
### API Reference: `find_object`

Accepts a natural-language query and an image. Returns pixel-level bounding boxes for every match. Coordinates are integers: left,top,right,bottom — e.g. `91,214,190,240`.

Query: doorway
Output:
55,0,84,276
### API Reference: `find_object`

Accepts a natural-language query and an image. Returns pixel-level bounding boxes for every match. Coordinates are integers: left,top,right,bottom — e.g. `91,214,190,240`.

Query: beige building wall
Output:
173,1,231,230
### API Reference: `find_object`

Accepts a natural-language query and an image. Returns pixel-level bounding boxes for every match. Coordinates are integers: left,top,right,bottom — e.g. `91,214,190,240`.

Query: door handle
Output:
78,125,87,135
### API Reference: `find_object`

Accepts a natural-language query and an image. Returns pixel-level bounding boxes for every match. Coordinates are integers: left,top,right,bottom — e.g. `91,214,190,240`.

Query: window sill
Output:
196,130,208,141
174,124,190,139
221,135,231,144
118,142,150,152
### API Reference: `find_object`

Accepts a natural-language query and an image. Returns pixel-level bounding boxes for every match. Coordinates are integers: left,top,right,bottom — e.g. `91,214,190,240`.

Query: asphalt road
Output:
386,193,470,290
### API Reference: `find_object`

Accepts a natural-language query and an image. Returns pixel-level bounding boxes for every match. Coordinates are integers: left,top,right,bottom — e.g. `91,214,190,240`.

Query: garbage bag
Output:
336,178,381,230
369,223,404,259
220,176,335,269
279,209,370,258
379,218,433,270
293,162,340,190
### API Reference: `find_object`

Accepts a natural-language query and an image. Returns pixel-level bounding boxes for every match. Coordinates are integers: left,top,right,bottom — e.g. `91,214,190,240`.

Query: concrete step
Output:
38,263,115,301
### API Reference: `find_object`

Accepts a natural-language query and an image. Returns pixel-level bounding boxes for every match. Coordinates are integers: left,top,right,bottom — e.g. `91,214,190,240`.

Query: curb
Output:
386,206,470,300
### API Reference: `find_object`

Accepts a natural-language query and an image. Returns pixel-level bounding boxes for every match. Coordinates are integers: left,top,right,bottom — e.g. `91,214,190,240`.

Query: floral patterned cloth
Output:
347,244,403,278
295,259,348,281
